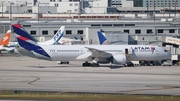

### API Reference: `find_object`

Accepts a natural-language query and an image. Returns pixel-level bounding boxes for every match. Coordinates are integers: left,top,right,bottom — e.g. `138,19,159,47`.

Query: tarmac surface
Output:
0,54,180,96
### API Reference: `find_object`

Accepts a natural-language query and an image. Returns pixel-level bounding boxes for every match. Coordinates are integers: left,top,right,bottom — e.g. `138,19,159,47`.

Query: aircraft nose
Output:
166,52,172,59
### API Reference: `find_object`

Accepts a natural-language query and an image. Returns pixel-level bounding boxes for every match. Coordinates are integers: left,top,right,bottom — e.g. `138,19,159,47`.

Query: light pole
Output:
68,10,72,19
175,1,176,18
169,0,170,18
9,1,12,22
1,1,3,17
146,3,148,17
153,1,155,22
38,1,40,23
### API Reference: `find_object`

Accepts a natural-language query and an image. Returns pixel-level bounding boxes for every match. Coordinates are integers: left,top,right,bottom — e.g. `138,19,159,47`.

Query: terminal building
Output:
1,0,180,14
143,0,180,7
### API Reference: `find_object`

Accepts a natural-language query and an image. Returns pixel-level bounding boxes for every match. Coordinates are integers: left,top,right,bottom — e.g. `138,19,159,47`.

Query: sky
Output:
0,0,50,3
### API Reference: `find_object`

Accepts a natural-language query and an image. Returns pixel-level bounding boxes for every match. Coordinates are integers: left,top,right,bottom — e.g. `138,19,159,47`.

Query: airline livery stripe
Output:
26,40,38,46
13,24,22,29
16,34,37,45
12,25,38,42
18,36,29,41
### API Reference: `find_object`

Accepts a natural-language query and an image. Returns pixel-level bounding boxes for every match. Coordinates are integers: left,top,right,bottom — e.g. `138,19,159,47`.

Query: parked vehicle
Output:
124,62,134,67
163,61,172,66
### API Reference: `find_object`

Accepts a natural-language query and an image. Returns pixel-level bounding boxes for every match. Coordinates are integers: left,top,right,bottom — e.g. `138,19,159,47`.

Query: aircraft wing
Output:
3,47,14,51
0,46,14,52
85,47,112,58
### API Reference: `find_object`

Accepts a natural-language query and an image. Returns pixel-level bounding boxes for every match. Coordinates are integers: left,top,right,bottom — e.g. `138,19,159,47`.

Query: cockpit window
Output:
164,50,169,52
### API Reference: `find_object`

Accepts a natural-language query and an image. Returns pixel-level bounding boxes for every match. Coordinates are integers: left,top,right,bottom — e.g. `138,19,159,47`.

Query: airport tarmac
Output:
0,54,180,96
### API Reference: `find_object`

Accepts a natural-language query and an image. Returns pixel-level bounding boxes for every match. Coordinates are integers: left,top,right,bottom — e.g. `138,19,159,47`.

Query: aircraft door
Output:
125,48,128,55
125,48,131,62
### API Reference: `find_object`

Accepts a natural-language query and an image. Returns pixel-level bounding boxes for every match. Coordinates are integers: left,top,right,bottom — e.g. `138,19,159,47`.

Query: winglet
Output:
0,30,11,46
97,31,109,45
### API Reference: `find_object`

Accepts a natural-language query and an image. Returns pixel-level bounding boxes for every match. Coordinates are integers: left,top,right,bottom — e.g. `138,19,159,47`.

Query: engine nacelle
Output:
112,54,127,64
7,49,14,53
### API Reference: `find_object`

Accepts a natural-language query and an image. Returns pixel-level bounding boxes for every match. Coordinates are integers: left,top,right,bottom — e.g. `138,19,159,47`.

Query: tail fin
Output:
39,26,65,45
97,31,109,45
52,26,65,45
12,23,51,58
100,29,105,32
0,30,11,46
12,23,38,49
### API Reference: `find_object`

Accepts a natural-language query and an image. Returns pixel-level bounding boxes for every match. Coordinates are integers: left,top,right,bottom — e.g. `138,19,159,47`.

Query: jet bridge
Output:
164,36,180,62
165,36,180,46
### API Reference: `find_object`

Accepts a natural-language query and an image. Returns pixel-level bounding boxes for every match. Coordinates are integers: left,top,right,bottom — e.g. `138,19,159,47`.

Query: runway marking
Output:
28,76,40,85
173,94,180,96
117,85,180,93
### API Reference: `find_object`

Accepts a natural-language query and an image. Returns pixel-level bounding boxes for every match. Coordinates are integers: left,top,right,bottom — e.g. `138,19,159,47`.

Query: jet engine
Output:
7,49,14,53
111,54,127,64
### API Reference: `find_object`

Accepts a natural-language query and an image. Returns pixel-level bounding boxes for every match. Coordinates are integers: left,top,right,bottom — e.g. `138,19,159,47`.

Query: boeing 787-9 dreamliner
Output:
12,23,171,67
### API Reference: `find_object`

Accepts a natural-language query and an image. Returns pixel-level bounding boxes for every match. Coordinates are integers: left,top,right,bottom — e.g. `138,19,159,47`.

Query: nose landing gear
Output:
82,61,100,67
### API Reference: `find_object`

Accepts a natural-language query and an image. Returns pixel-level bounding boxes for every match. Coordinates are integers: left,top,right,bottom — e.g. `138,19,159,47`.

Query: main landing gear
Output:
57,61,69,64
82,61,100,67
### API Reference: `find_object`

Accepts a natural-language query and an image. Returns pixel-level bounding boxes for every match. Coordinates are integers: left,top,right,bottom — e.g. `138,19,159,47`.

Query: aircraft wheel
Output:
91,63,99,67
91,63,95,67
82,63,87,67
87,63,91,66
82,62,91,67
96,63,100,67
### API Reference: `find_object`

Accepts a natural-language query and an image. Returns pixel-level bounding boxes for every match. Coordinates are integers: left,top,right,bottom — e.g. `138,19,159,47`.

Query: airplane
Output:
12,23,171,67
0,30,15,54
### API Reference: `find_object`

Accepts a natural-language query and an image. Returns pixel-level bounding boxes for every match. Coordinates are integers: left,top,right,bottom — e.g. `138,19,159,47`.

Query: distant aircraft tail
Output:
0,30,11,46
97,30,109,45
39,26,65,45
52,26,65,45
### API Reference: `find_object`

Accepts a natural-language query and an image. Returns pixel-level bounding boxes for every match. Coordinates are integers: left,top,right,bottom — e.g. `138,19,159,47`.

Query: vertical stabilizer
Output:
97,31,109,45
52,26,65,45
0,30,11,46
12,23,38,49
12,23,51,58
39,26,65,45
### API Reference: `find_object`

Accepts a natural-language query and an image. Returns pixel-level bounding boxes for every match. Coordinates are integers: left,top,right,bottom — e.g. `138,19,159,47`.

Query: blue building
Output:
143,0,180,7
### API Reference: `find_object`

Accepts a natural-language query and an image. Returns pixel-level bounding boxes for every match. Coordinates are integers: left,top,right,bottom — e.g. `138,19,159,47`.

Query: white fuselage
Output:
17,45,171,63
0,46,6,51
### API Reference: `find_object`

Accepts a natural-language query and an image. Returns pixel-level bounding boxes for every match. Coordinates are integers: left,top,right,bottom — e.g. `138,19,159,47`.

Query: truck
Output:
163,61,172,66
